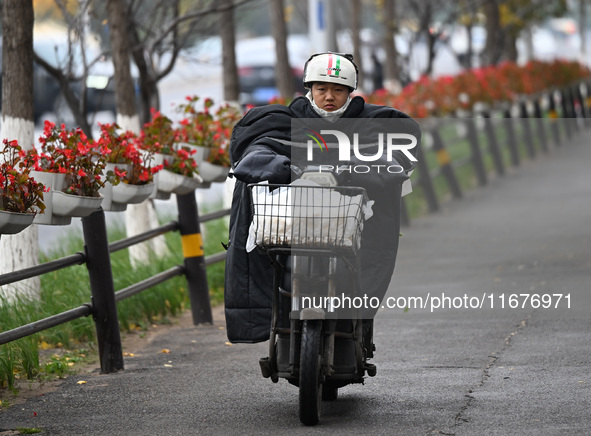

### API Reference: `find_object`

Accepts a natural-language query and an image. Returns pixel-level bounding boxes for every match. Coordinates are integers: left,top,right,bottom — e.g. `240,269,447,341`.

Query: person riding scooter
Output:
224,53,421,356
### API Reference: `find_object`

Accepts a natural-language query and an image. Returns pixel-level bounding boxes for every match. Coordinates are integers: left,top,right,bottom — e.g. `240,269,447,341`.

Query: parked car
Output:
235,34,310,106
189,34,310,107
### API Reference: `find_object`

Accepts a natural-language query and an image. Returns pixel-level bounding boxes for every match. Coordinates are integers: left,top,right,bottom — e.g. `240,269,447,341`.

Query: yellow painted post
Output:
176,192,213,325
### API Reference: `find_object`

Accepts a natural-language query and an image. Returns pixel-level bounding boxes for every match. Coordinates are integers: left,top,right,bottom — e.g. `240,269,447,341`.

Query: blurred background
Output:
1,0,589,248
1,0,589,125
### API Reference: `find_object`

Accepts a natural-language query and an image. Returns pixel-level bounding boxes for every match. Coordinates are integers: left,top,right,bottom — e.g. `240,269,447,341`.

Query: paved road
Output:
1,127,590,435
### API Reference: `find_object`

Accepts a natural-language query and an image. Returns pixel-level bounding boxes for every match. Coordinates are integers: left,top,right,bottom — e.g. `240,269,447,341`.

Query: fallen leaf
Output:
123,352,135,357
225,342,233,346
161,349,171,354
77,381,87,385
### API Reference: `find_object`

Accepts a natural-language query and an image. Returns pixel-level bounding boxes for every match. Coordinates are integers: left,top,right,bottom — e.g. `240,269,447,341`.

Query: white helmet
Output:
303,52,358,90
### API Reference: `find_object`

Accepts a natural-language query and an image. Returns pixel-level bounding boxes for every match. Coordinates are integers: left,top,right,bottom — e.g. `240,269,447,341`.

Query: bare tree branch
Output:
156,0,181,82
53,0,76,29
33,51,92,133
147,0,254,53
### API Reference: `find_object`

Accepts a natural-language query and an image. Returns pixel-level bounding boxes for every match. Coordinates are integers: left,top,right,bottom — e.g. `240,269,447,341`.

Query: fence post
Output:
464,117,487,187
481,109,505,176
519,100,536,159
503,106,520,167
547,90,562,146
582,81,591,127
560,88,574,139
574,82,589,123
176,192,213,325
533,97,549,153
82,208,124,374
568,86,581,132
431,127,462,199
416,140,439,213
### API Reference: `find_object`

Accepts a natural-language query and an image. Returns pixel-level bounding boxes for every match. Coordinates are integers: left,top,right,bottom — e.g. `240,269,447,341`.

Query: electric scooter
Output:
249,167,376,426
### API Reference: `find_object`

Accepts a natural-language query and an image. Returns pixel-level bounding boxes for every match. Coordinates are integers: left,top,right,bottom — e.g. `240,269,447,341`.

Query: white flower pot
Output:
175,143,211,166
147,153,175,199
30,171,71,225
156,169,204,196
105,163,133,180
111,182,154,209
52,191,104,217
100,163,136,212
30,170,67,193
151,152,174,167
199,161,230,183
0,210,36,235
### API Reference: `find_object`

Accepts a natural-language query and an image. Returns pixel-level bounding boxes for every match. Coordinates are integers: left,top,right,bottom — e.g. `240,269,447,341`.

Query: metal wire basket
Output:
248,183,369,254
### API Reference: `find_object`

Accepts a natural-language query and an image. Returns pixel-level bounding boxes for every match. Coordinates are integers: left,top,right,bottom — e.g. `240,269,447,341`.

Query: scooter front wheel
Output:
299,320,323,426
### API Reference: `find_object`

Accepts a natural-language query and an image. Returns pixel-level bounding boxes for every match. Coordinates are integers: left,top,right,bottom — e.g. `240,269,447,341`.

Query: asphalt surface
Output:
1,123,590,435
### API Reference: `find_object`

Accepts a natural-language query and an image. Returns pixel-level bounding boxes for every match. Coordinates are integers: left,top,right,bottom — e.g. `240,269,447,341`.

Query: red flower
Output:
1,139,47,213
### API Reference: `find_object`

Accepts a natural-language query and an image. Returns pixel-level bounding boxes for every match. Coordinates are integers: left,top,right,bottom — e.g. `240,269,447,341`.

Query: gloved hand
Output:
233,149,291,184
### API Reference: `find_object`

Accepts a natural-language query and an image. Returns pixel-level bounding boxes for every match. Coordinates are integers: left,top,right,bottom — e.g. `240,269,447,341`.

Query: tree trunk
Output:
128,24,160,126
107,0,138,118
482,0,502,66
0,0,40,303
351,0,364,92
463,22,474,69
504,33,518,63
106,0,168,266
382,0,401,94
423,2,436,76
270,0,295,100
220,0,239,103
462,0,477,70
579,0,587,64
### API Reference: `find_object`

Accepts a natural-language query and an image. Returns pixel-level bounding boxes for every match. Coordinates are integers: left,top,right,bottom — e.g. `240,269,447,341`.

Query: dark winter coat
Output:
224,95,421,343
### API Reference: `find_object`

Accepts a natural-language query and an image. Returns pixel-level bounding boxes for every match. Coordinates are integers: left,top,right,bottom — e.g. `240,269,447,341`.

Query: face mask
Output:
306,91,352,123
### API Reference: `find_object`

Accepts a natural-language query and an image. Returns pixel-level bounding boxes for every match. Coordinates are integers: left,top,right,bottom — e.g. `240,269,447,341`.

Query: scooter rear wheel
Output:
299,320,322,426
